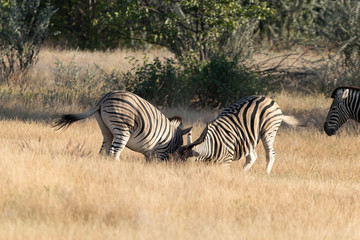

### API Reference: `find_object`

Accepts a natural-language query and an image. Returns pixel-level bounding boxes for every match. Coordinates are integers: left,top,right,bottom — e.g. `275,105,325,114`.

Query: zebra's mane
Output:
168,115,183,122
168,115,183,129
331,86,360,98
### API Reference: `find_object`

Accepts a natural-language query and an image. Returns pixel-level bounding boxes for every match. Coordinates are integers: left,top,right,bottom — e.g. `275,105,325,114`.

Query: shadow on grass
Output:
0,105,55,122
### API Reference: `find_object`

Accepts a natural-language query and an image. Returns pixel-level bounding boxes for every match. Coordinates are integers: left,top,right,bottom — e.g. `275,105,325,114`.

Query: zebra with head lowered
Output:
324,86,360,136
53,90,192,161
176,96,301,174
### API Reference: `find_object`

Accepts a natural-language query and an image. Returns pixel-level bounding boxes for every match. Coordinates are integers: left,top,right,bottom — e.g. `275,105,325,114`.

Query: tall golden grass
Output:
1,100,360,239
1,49,360,239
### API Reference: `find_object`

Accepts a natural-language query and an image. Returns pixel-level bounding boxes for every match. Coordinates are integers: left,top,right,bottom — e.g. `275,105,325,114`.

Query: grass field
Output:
1,49,360,239
1,98,360,240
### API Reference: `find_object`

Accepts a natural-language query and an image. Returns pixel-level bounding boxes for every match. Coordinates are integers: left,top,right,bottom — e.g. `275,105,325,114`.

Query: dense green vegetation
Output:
1,0,360,109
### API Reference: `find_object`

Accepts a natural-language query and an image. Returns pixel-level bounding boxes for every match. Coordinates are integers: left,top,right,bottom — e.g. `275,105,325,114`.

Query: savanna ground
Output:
1,49,360,239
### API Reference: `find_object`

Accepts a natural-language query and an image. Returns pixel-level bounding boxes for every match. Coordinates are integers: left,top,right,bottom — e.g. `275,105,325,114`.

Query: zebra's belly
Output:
126,135,158,155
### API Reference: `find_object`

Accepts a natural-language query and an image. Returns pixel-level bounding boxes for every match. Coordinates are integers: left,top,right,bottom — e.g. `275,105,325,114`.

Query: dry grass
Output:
1,97,360,239
1,48,360,239
36,48,174,77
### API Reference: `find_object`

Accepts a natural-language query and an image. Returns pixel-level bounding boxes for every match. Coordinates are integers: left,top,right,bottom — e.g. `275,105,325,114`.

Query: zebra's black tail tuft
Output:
52,114,83,130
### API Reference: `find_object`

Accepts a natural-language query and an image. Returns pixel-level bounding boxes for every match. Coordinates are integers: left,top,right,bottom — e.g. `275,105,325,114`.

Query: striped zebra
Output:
324,86,360,136
53,90,192,161
176,96,300,174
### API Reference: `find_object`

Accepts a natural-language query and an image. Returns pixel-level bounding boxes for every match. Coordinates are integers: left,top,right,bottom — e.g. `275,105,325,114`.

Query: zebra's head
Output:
169,116,192,152
324,87,351,136
175,125,209,161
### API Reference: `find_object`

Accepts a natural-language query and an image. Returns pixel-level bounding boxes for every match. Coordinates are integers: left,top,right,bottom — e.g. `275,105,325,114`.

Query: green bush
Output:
123,55,268,108
0,0,56,82
124,57,187,107
189,55,267,108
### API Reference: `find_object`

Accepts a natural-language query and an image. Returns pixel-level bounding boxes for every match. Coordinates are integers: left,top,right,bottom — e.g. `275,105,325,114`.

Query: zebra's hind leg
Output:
262,131,278,174
110,131,131,160
95,112,113,156
243,149,257,172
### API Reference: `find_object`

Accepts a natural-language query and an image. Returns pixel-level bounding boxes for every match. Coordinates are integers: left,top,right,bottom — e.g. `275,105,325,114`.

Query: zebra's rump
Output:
208,96,283,161
99,91,180,157
54,90,191,161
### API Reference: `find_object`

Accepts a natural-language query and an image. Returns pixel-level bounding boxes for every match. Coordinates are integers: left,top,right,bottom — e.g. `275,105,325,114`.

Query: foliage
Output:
0,0,55,82
43,0,360,63
94,0,274,63
218,18,259,63
189,55,267,108
122,0,270,62
51,56,124,106
317,0,360,66
259,0,320,47
315,54,360,94
123,57,186,107
123,55,267,108
49,0,131,49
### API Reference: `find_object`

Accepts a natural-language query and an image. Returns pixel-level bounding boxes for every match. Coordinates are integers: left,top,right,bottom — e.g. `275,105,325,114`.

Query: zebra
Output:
175,95,301,174
324,86,360,136
53,90,192,161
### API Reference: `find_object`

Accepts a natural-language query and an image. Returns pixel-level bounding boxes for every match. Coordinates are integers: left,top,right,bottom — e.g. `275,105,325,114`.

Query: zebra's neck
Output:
347,91,360,122
193,139,211,161
192,129,218,161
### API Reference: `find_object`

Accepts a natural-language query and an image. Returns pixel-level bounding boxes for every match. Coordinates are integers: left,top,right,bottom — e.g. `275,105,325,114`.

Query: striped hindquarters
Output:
98,91,186,159
54,90,191,161
193,96,283,163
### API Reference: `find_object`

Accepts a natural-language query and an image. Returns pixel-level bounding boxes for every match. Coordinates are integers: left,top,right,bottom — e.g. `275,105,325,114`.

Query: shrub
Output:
189,55,267,108
123,57,186,107
51,56,123,107
0,0,56,82
123,55,268,108
317,0,360,67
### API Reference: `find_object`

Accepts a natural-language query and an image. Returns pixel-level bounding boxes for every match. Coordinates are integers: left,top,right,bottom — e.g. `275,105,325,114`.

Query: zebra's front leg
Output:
110,131,131,160
243,149,257,172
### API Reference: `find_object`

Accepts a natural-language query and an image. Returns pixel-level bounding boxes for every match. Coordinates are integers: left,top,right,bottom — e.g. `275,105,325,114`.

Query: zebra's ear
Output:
342,89,349,99
169,116,183,129
181,127,192,136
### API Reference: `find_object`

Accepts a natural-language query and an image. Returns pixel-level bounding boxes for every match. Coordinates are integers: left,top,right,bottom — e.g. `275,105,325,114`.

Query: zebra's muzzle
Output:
324,122,336,136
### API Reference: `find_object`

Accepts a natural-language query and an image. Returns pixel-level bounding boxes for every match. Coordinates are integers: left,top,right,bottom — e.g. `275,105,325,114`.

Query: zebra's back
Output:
210,96,283,161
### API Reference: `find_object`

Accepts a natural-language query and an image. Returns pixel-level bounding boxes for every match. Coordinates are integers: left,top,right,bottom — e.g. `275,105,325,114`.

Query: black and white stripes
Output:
324,86,360,136
176,96,300,174
53,90,192,161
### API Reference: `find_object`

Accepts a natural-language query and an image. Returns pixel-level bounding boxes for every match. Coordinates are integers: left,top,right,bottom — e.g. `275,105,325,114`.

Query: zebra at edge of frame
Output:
324,86,360,136
53,90,192,161
175,95,302,174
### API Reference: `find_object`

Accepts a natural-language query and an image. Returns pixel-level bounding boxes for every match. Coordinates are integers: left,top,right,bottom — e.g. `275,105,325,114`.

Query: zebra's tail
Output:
53,92,115,130
53,107,100,130
52,100,105,130
281,115,305,127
